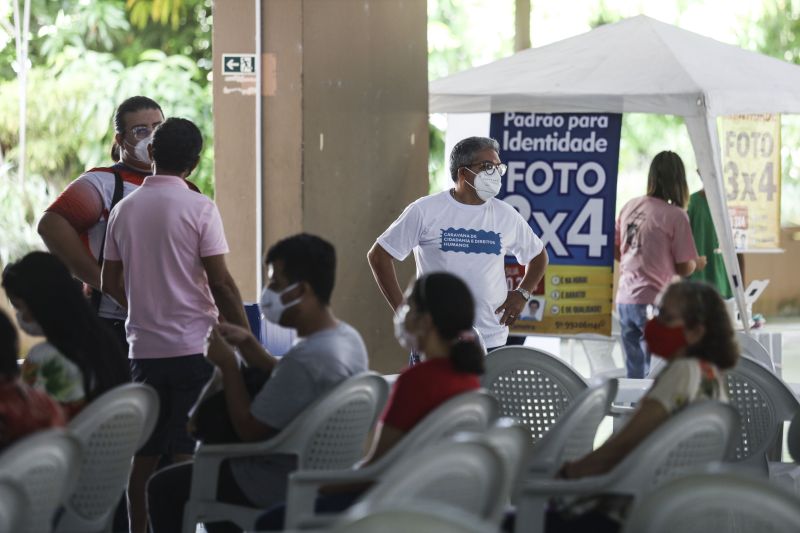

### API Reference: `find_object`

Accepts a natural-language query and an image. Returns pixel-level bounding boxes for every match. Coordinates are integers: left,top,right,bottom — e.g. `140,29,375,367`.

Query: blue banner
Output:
489,112,622,336
490,112,621,267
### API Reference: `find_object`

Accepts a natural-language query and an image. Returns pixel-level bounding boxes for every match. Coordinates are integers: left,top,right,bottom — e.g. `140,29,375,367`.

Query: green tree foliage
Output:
0,0,213,265
740,0,800,225
427,0,514,192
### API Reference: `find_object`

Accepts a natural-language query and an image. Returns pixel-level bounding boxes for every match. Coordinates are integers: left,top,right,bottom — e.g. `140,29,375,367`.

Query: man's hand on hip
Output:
495,290,527,327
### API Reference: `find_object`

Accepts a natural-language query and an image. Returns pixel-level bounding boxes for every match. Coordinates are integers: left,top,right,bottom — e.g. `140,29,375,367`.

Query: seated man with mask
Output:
147,233,369,533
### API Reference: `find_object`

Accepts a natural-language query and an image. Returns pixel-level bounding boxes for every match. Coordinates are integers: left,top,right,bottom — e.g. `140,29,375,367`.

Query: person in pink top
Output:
102,117,249,533
615,151,705,378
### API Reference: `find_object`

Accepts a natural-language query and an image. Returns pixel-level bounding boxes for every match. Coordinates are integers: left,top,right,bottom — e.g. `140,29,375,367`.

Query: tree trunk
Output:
514,0,531,52
12,0,31,189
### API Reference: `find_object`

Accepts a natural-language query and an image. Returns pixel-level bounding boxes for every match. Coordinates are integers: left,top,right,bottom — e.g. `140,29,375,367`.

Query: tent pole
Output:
684,111,750,332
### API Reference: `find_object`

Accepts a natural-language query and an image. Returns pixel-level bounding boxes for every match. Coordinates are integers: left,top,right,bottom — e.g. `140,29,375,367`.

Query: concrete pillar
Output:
212,1,260,301
214,1,428,373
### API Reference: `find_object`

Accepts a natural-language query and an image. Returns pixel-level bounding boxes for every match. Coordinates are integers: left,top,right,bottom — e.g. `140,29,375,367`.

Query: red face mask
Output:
643,318,687,358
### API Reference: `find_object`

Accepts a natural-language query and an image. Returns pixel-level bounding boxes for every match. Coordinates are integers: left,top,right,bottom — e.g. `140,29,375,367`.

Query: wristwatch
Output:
514,287,531,301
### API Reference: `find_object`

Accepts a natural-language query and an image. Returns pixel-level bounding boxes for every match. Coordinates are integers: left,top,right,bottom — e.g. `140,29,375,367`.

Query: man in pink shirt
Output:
102,117,248,533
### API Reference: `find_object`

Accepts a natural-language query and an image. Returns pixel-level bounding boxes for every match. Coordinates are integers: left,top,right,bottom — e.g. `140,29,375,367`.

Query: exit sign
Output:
222,54,257,75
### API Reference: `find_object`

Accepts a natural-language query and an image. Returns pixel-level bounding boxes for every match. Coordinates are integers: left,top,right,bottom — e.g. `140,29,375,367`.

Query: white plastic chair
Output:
515,401,739,533
0,428,82,533
182,371,389,533
725,355,800,490
524,379,618,478
0,478,27,533
481,346,588,444
736,331,775,373
480,418,532,503
326,502,498,533
285,390,499,528
55,383,159,533
622,471,800,533
580,338,625,379
788,409,800,463
344,439,507,528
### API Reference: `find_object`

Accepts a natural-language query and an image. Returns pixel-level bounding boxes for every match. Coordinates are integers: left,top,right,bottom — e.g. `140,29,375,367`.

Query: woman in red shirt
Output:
370,271,484,458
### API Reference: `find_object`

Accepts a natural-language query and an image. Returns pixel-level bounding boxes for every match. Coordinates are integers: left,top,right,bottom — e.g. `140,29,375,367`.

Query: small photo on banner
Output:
718,114,781,251
490,112,622,336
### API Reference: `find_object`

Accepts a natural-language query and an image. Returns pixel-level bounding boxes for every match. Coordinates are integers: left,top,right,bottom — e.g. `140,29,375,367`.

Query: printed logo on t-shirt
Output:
624,209,646,252
440,228,502,255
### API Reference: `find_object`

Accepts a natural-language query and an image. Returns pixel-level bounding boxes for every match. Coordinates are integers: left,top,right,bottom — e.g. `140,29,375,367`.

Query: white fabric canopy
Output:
430,15,800,329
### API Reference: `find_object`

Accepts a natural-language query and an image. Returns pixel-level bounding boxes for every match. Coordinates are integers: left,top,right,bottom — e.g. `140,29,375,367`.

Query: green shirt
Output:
687,191,732,298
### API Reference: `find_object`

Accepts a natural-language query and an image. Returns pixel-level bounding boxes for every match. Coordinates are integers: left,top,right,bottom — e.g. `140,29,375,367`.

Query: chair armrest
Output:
285,468,379,529
190,436,294,501
519,472,617,497
609,404,635,417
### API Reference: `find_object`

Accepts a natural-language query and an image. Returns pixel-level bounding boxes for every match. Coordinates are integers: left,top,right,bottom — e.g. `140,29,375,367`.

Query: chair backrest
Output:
528,379,618,472
623,472,800,533
481,346,588,444
0,428,81,533
382,389,498,458
333,503,496,533
349,439,507,524
580,338,623,378
280,372,389,470
462,419,530,523
56,383,159,532
611,401,738,493
789,409,800,463
736,331,775,373
0,478,26,533
479,418,530,484
725,355,800,468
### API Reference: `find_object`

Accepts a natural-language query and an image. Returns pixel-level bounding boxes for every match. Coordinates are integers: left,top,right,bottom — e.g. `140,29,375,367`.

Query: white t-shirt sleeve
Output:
646,359,700,414
376,202,425,261
103,208,121,261
506,209,544,265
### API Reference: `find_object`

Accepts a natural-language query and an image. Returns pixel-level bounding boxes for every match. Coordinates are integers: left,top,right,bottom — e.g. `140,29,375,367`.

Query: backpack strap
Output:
91,172,124,312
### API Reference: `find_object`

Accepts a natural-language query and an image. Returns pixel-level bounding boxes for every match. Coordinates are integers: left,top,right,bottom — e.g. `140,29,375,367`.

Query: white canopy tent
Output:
430,15,800,329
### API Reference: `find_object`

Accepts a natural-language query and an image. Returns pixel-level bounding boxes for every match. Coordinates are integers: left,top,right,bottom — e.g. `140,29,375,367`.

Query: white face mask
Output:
465,168,502,201
259,283,302,325
124,136,152,164
15,310,44,337
393,304,419,353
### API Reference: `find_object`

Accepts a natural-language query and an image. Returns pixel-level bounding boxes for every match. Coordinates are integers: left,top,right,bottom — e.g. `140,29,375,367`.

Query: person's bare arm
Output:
205,329,278,442
675,259,697,277
496,249,549,327
100,259,127,309
38,212,102,288
216,322,278,373
201,254,249,329
362,423,406,466
367,243,405,312
560,399,668,478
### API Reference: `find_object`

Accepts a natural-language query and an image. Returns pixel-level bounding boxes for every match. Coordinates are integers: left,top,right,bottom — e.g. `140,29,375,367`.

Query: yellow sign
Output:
512,265,613,336
719,114,781,250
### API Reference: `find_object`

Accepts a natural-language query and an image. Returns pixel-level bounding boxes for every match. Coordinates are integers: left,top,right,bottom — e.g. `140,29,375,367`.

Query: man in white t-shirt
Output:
368,136,548,354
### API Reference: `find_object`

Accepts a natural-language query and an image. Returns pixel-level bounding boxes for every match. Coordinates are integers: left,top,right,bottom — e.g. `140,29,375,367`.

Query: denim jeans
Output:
617,304,651,378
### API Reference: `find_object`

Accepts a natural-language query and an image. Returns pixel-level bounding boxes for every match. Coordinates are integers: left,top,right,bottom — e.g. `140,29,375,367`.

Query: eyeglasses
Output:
128,126,154,141
466,160,508,177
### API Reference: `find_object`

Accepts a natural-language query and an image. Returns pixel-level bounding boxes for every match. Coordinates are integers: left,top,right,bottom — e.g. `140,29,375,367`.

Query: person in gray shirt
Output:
147,233,369,533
